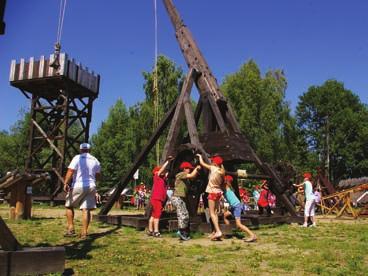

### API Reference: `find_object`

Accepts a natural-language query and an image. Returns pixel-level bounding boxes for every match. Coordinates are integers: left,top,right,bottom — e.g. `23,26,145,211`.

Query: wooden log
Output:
24,185,32,219
161,68,195,160
38,55,45,78
9,186,16,220
60,53,67,75
18,58,25,80
15,182,26,219
183,91,201,148
8,247,65,275
9,60,16,81
0,216,22,251
27,57,34,79
0,251,9,276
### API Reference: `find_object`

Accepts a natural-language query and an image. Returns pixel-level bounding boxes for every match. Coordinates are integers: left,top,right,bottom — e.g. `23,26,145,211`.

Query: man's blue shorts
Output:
230,203,243,219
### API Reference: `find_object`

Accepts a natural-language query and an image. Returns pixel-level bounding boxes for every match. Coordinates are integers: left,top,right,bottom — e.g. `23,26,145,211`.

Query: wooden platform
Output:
10,53,100,99
96,213,303,233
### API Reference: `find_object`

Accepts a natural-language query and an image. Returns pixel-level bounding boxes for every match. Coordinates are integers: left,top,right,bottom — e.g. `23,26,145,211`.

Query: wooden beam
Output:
161,68,196,160
0,216,22,251
4,247,65,275
183,91,201,148
31,119,63,158
99,98,179,215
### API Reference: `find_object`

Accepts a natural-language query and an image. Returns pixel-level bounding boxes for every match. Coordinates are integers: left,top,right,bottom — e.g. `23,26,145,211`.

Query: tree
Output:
296,79,368,183
91,99,134,190
0,111,30,176
91,55,184,190
221,60,299,164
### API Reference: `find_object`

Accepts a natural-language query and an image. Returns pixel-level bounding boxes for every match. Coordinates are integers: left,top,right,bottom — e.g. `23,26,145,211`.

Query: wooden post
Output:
9,186,16,220
24,185,32,219
15,182,26,219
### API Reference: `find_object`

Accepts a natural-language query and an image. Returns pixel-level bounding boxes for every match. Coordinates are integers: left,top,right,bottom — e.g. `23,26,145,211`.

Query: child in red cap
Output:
148,157,173,237
196,153,225,240
258,180,272,216
172,161,201,241
223,175,257,242
294,172,316,227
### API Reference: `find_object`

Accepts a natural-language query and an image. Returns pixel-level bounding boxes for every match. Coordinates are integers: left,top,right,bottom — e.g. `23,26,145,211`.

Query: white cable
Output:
56,0,67,44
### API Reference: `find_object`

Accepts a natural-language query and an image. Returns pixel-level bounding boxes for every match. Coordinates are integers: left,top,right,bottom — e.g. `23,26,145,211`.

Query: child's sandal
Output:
153,232,161,237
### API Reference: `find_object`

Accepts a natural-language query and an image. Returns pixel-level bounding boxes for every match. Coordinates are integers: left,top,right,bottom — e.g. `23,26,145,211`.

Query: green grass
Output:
1,205,368,275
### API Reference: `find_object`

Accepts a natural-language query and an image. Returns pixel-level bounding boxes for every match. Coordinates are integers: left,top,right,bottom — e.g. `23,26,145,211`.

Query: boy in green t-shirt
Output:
172,161,201,241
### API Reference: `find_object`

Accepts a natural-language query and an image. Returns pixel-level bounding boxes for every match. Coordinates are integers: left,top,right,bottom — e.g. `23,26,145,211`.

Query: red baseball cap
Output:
152,166,161,175
180,161,194,170
303,172,312,179
211,156,223,166
224,175,233,182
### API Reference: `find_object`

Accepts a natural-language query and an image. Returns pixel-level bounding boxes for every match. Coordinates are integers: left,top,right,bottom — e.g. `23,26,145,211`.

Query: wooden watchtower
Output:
9,53,100,198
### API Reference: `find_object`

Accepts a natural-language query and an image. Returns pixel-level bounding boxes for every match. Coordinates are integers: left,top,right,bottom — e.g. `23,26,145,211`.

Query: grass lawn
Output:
1,205,368,275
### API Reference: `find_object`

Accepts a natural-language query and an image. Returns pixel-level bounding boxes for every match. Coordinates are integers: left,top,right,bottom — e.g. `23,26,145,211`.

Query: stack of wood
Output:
0,171,48,219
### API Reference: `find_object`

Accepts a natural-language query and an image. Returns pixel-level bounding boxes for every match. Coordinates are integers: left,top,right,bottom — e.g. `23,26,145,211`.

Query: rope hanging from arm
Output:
50,0,67,70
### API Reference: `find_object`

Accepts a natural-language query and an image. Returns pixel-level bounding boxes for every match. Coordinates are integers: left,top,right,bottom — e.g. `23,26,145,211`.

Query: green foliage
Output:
91,99,135,189
221,60,300,164
0,111,29,176
296,80,368,182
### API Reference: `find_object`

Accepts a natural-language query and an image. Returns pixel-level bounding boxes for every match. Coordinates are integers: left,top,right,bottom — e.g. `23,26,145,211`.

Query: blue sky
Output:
1,0,367,135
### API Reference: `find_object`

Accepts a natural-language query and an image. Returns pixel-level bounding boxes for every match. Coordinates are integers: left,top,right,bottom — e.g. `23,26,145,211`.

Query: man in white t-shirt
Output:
64,143,101,238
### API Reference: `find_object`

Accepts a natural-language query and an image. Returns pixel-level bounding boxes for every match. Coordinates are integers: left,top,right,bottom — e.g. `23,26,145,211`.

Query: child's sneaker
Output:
178,231,190,241
301,223,308,228
311,223,317,227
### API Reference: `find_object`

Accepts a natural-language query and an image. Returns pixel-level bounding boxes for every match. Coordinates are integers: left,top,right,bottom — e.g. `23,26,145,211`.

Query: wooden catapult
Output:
98,0,301,231
320,183,368,219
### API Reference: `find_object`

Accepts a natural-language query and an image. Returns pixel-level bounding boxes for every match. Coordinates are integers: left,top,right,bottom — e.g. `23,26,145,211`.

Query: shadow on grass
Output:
30,226,121,260
63,226,121,260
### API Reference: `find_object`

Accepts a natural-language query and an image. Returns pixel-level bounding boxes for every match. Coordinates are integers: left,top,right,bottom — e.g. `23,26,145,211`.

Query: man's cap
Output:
210,156,223,166
180,161,194,170
224,175,233,182
80,143,91,150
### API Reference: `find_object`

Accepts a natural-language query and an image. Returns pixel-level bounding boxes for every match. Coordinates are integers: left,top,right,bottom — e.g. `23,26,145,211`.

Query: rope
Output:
56,0,67,44
153,0,160,165
50,0,67,69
